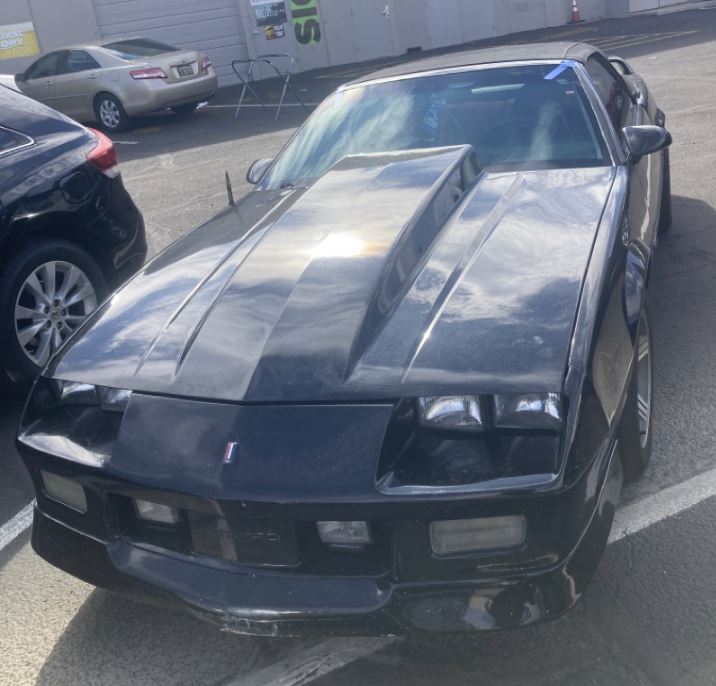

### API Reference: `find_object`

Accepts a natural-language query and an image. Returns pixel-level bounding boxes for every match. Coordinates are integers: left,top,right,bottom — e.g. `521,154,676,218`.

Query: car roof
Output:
347,42,598,86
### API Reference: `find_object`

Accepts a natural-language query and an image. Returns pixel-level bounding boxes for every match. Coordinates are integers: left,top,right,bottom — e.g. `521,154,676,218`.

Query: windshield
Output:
261,63,610,189
101,38,178,59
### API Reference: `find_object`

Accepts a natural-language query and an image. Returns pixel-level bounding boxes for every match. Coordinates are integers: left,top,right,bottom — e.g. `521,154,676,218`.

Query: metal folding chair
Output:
231,53,308,121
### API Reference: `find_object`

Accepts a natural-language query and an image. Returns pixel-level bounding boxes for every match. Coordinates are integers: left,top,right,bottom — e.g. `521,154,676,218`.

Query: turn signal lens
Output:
134,499,179,525
494,393,562,430
317,521,372,548
41,471,88,513
430,516,526,555
54,380,98,405
418,396,483,432
201,55,211,71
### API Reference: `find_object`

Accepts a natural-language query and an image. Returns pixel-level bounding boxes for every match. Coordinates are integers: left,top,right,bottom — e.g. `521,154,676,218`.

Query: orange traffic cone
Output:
570,0,584,23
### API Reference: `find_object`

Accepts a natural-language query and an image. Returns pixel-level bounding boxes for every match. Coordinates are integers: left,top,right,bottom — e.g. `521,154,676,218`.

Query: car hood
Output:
50,146,615,402
0,75,19,92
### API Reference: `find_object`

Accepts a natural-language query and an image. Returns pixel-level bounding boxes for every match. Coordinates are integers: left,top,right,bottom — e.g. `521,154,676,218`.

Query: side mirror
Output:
622,125,672,162
608,56,633,76
246,158,273,185
15,72,25,83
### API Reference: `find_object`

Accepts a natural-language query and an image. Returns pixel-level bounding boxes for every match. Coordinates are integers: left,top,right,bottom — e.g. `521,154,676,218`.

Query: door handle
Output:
44,79,53,87
88,73,98,79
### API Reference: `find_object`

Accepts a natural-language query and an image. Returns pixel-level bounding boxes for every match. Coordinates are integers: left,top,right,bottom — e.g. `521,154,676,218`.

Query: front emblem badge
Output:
223,441,238,465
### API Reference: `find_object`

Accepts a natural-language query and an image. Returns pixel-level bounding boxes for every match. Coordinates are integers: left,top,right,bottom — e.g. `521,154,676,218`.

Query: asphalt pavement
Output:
2,5,716,685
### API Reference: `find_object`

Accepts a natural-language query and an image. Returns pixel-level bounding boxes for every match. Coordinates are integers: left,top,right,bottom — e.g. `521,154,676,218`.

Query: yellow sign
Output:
0,22,40,60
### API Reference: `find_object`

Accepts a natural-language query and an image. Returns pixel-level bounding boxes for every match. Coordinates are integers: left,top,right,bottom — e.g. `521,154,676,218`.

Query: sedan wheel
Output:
620,306,654,482
94,94,130,132
14,261,98,367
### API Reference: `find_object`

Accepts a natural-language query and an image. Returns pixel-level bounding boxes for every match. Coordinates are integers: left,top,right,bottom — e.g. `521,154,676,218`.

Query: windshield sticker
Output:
422,98,446,135
544,60,578,80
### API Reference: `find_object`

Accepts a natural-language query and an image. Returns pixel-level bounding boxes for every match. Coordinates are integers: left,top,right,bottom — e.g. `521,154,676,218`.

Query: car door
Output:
18,51,66,108
585,54,660,251
52,50,102,121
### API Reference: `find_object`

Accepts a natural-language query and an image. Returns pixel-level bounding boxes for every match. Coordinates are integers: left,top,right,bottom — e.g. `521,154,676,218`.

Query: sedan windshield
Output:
261,63,610,189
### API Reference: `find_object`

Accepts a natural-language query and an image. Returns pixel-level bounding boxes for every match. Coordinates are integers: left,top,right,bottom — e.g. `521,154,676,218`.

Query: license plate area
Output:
189,513,299,567
176,63,195,78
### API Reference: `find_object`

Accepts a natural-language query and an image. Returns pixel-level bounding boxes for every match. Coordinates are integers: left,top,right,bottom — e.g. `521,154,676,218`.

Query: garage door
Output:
92,0,249,85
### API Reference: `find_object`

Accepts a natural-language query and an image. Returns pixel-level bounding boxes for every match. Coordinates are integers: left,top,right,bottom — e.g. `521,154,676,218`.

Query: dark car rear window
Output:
101,38,178,59
0,125,33,155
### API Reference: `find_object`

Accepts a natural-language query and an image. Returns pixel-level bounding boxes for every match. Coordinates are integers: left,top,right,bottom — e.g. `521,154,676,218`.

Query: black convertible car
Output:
18,43,671,635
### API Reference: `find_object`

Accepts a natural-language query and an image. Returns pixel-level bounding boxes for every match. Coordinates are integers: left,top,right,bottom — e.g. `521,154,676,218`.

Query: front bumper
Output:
25,444,621,636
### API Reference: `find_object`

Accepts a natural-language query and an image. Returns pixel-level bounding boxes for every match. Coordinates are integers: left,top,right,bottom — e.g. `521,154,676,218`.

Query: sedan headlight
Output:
418,396,483,432
494,393,562,430
53,380,132,413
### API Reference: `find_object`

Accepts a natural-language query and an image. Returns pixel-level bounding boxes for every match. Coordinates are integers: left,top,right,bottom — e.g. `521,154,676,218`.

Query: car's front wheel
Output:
94,93,131,132
0,241,107,382
619,307,654,482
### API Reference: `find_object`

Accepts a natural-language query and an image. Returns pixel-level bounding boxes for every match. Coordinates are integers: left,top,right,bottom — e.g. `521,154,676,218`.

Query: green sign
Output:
289,0,321,44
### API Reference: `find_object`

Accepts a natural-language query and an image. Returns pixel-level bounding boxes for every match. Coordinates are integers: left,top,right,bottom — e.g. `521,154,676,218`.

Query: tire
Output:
0,240,107,383
659,148,672,235
172,102,199,115
619,307,654,483
94,92,131,132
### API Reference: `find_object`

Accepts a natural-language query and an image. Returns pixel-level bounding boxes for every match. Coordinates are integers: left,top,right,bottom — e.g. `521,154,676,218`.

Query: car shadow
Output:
34,587,312,686
623,194,716,504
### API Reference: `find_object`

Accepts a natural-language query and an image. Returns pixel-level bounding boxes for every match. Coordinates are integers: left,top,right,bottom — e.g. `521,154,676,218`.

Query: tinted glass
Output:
25,52,63,79
64,50,101,73
102,38,178,59
261,64,610,190
585,56,631,131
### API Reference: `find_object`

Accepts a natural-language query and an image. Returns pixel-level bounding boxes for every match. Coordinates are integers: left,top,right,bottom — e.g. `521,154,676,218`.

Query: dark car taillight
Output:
87,128,119,178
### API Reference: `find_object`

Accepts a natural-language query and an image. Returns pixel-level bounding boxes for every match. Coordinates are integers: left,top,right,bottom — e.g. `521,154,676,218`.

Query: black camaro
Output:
0,85,146,383
17,43,671,635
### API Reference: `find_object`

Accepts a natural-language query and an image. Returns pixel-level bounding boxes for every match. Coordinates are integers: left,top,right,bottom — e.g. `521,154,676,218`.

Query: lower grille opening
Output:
112,495,390,576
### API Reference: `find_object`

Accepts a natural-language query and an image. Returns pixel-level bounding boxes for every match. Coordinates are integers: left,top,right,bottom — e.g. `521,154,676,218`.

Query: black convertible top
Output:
348,42,598,85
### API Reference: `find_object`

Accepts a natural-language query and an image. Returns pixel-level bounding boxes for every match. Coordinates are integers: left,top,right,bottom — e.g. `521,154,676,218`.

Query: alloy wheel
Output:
636,310,653,449
14,261,97,367
99,99,120,129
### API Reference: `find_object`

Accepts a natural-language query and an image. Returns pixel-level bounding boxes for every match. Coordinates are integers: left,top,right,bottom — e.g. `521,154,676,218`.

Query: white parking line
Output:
0,502,33,553
609,464,716,543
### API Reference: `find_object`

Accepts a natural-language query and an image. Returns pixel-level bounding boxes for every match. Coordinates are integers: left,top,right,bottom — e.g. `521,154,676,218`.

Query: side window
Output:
24,52,63,80
0,127,32,155
585,56,631,132
64,50,101,74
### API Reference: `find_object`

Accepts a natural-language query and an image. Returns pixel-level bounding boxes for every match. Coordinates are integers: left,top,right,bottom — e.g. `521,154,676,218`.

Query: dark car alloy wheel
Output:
620,307,654,482
0,240,107,380
14,260,97,367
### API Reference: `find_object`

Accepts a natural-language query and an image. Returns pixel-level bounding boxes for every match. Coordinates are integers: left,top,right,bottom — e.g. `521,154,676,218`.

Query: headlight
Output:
494,393,562,430
53,380,132,413
418,396,483,432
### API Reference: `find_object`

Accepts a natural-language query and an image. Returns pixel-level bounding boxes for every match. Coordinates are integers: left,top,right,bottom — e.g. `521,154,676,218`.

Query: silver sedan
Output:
4,38,218,131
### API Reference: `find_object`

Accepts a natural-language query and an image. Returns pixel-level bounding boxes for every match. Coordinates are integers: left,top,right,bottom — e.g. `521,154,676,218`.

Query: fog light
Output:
41,471,87,513
134,499,179,524
430,516,526,555
317,521,372,547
